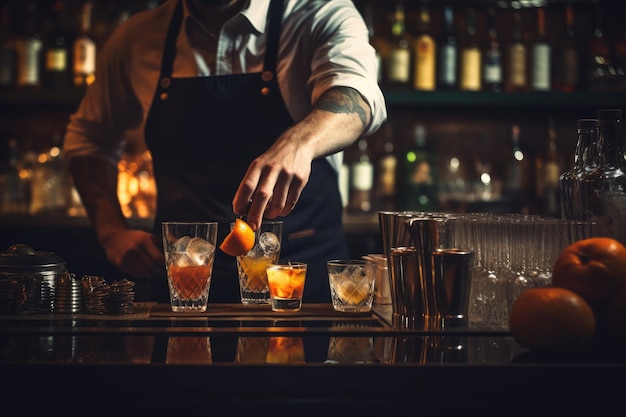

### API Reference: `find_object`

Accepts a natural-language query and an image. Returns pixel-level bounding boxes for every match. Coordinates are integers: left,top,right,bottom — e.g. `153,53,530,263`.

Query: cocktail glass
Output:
162,221,218,312
235,220,283,304
267,261,307,312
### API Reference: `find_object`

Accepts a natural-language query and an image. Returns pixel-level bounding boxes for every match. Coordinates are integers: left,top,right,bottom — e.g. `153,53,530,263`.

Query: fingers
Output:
233,159,307,230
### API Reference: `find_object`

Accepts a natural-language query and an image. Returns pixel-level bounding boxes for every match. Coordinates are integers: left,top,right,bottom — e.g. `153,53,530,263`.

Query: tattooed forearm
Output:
315,87,370,128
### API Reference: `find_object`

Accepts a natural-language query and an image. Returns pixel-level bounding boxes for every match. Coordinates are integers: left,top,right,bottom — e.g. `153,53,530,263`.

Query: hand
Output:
101,229,166,279
233,134,312,230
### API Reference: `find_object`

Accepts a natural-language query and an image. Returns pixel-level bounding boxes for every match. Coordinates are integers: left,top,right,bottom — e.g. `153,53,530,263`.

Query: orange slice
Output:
220,218,255,256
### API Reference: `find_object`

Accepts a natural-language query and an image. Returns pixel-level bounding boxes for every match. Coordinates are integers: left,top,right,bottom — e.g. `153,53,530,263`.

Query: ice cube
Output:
172,235,192,253
258,232,280,255
170,252,195,267
186,236,215,265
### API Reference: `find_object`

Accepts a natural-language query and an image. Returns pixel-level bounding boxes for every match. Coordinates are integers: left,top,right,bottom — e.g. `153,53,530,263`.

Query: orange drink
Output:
234,221,283,304
162,222,218,312
266,262,307,312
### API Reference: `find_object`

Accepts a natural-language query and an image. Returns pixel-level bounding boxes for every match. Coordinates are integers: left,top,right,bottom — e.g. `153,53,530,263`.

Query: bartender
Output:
63,0,387,303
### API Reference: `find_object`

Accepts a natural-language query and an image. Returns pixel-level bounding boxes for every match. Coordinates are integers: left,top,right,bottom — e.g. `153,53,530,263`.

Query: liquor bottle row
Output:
341,117,570,219
359,1,626,93
0,0,162,91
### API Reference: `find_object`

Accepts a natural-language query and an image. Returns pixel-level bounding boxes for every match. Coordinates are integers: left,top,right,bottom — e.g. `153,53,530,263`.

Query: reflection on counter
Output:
0,333,528,365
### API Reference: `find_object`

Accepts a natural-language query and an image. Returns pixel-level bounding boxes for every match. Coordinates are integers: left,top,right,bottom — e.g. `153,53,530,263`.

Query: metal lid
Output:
0,244,67,274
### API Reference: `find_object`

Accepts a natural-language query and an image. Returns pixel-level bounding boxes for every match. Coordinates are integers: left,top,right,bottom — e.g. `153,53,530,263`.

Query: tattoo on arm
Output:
315,87,369,128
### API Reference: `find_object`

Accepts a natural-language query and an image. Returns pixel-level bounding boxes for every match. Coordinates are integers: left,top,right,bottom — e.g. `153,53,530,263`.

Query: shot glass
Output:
327,259,377,313
235,220,283,304
266,261,307,312
162,221,218,312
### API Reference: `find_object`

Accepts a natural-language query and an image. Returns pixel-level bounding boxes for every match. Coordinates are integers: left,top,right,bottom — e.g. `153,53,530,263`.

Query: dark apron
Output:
144,0,348,303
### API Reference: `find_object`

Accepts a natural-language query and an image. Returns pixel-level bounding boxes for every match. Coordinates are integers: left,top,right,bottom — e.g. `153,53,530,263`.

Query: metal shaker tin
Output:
0,244,67,314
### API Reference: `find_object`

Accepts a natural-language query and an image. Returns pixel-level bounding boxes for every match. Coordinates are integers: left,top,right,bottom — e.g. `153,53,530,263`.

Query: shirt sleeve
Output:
280,1,387,137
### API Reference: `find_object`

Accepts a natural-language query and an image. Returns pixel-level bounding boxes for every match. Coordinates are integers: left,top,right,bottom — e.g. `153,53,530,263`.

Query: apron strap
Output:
160,0,282,79
159,0,184,79
263,0,284,73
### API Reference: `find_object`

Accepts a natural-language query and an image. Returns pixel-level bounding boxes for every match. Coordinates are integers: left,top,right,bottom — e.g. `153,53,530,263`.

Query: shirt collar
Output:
182,0,270,36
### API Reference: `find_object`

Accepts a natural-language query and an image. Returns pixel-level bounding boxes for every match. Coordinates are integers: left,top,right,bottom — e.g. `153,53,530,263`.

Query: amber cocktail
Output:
162,222,218,312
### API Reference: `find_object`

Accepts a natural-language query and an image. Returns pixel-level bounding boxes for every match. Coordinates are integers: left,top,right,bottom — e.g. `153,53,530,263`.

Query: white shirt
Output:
63,0,387,172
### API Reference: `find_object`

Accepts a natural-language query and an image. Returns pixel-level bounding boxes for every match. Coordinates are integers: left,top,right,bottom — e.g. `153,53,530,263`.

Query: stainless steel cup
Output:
388,246,425,329
378,211,425,262
432,248,474,329
405,215,460,330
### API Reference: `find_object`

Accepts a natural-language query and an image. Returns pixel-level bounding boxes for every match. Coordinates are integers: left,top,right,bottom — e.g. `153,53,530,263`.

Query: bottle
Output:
15,2,43,89
587,4,614,92
411,3,436,91
437,5,457,91
43,0,72,91
73,1,97,89
374,125,397,211
535,119,563,217
594,109,626,245
383,3,411,89
459,7,481,91
530,7,551,91
362,2,382,84
349,139,374,213
0,4,17,89
0,138,28,213
560,118,599,220
502,124,531,211
29,132,67,214
505,11,527,93
553,4,580,93
482,7,502,93
402,124,437,212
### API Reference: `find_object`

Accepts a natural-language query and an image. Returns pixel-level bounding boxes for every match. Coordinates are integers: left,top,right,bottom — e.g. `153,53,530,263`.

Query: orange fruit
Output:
219,218,255,256
552,237,626,305
509,287,596,354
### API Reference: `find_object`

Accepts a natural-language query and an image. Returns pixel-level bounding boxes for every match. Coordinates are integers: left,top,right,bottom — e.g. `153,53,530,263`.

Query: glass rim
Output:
162,221,218,225
267,261,307,268
327,259,376,266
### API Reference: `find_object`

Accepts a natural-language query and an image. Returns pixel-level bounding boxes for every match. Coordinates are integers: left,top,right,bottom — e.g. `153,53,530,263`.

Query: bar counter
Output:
1,302,623,415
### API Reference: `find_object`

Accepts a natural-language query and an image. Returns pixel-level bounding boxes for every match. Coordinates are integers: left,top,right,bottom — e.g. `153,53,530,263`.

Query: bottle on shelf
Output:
348,138,374,214
401,124,437,212
534,119,563,217
587,4,616,92
73,1,97,89
612,3,626,91
374,124,397,212
29,132,67,214
504,10,528,93
15,2,43,90
411,3,436,91
502,124,531,212
459,6,481,92
0,4,17,89
0,138,28,214
560,118,599,220
437,5,457,91
382,2,411,89
362,1,382,84
482,7,502,93
530,7,551,91
553,4,580,93
43,0,72,91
